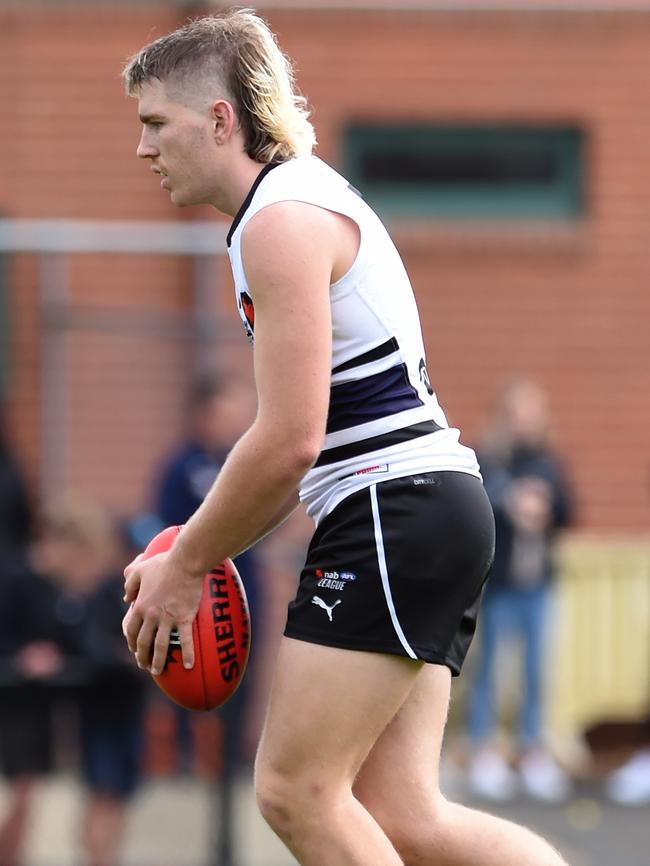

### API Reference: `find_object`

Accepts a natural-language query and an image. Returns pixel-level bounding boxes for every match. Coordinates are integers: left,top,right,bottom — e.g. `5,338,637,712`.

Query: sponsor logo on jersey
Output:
238,290,255,343
419,358,434,395
353,464,389,476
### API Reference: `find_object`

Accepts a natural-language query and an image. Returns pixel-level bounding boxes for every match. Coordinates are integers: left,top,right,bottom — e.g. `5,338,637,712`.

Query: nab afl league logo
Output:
238,290,255,343
419,358,434,395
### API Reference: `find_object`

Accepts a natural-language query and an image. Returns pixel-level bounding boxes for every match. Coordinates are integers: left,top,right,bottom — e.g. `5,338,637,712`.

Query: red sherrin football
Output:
141,526,251,711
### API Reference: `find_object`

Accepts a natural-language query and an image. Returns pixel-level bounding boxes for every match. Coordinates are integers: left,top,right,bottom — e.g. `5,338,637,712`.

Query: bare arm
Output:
168,203,333,574
225,487,301,559
123,201,339,674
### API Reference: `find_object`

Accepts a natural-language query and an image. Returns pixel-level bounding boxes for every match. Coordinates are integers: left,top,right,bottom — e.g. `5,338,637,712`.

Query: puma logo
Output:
311,596,342,622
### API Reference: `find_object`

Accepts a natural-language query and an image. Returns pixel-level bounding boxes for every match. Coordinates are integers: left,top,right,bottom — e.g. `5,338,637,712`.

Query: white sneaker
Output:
467,749,518,802
606,749,650,805
519,750,572,803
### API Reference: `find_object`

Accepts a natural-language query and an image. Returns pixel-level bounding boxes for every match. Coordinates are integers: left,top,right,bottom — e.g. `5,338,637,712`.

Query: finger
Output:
122,603,134,639
124,552,145,580
177,619,195,670
124,605,144,655
124,569,142,604
135,615,159,670
150,621,172,677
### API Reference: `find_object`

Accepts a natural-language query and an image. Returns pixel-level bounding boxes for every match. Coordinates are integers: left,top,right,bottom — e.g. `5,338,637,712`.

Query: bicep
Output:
242,205,334,449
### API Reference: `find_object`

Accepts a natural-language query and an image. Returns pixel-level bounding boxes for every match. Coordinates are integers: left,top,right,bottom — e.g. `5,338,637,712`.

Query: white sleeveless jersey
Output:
227,156,480,525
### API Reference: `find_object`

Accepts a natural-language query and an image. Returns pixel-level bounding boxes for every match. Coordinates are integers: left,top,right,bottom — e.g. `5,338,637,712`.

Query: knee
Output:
393,805,454,866
255,760,338,840
356,783,449,865
254,765,293,836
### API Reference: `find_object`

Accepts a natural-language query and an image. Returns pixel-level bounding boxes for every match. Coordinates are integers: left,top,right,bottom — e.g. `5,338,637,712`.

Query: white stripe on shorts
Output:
369,484,418,660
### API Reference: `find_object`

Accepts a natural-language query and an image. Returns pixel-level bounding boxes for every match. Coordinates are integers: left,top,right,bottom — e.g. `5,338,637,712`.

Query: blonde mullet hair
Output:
123,9,316,164
231,11,315,162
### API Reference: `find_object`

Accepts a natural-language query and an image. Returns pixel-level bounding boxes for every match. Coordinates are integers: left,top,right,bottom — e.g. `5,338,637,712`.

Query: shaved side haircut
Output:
123,9,316,164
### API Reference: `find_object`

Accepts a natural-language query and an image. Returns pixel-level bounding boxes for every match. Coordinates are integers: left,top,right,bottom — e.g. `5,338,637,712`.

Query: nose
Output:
137,128,158,160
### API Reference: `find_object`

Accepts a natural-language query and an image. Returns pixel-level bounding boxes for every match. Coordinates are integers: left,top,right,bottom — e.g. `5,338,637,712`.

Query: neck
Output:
211,154,269,217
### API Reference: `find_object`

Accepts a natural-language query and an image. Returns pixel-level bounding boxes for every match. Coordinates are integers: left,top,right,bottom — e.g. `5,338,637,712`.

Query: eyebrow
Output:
139,113,164,124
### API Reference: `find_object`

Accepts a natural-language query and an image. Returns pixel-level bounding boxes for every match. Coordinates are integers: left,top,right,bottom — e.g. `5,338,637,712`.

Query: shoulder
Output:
241,200,354,292
242,199,340,250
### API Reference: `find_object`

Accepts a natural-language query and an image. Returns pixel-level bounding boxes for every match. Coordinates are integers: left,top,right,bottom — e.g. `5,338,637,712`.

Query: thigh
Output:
353,663,451,827
256,636,422,784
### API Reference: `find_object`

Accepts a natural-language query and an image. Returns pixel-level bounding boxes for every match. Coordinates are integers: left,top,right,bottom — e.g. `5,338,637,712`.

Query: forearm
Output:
169,423,311,576
231,488,301,557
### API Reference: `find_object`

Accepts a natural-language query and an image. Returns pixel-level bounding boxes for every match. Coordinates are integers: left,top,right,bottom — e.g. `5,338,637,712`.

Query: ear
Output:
211,99,237,145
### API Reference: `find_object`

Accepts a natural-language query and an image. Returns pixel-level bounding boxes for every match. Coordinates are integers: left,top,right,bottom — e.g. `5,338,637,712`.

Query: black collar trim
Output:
226,162,281,248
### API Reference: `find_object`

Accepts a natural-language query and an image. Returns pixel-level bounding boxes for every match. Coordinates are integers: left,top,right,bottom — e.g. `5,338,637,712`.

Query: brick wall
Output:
2,4,649,530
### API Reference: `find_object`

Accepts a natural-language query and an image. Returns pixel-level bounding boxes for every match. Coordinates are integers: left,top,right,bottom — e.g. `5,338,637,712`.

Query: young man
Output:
122,11,569,866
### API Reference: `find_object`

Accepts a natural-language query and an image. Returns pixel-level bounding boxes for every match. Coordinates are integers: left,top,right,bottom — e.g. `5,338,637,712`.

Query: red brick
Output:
2,6,649,530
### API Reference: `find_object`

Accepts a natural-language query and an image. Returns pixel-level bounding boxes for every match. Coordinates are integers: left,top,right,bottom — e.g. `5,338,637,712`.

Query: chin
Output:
170,190,204,208
169,189,186,207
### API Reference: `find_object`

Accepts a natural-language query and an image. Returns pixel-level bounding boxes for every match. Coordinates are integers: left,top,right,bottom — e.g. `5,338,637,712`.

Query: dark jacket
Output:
0,450,32,579
0,567,146,707
479,444,573,592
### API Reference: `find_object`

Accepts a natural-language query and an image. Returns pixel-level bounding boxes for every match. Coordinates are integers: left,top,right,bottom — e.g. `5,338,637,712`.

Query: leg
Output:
354,663,570,866
466,591,519,800
519,585,548,748
0,776,36,866
255,637,423,866
467,592,506,745
84,794,126,866
79,709,142,866
517,587,571,801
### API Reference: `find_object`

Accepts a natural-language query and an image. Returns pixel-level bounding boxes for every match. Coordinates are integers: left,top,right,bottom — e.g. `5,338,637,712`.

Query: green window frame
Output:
343,125,585,220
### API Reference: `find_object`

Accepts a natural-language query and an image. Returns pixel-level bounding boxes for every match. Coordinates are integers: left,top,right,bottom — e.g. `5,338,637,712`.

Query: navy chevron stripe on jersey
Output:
326,363,423,434
315,420,442,468
332,338,399,375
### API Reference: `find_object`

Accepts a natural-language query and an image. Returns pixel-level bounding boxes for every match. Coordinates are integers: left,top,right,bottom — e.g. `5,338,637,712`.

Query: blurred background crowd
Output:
0,1,649,865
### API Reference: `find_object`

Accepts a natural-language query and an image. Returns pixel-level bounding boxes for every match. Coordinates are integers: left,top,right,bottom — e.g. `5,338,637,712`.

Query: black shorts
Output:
0,687,55,778
285,471,495,675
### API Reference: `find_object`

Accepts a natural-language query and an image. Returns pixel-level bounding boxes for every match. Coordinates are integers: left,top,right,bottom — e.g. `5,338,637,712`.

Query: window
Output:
344,125,584,219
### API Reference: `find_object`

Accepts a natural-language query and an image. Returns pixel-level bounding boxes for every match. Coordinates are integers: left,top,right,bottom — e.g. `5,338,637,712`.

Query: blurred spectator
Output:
0,583,58,866
465,378,574,803
0,498,148,866
605,743,650,805
0,412,38,866
0,405,32,576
